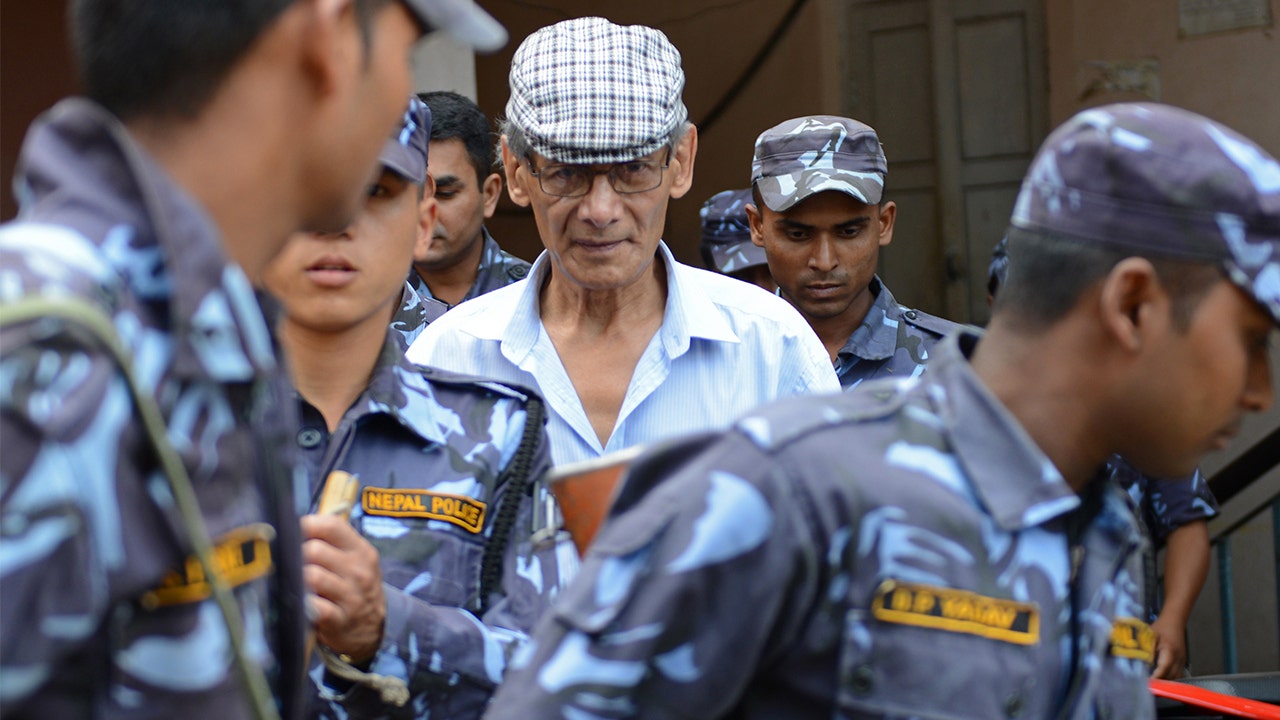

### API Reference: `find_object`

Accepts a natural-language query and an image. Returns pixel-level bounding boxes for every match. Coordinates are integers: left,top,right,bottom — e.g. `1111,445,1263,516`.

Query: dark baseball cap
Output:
700,188,767,274
379,97,431,184
1011,103,1280,325
751,115,887,212
402,0,507,53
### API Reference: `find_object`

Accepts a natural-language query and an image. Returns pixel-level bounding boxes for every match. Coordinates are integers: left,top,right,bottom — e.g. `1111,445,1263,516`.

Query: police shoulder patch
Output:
1109,617,1155,663
361,487,487,534
871,579,1040,645
141,523,275,609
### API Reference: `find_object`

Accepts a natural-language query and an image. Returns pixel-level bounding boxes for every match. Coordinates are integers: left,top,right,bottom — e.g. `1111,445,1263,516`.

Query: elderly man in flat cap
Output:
481,103,1279,719
409,17,836,466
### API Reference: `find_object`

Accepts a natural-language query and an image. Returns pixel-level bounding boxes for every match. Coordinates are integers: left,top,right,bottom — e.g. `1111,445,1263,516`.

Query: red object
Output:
1151,678,1280,719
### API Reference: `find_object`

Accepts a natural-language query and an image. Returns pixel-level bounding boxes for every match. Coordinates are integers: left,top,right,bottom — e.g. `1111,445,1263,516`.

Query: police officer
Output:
263,98,574,720
410,91,531,308
699,188,776,293
748,116,964,389
481,103,1279,719
0,1,506,718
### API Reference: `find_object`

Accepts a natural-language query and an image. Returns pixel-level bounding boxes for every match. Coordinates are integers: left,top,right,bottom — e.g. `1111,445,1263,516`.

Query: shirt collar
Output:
18,98,276,383
837,276,899,362
352,332,452,447
499,241,739,365
929,329,1082,531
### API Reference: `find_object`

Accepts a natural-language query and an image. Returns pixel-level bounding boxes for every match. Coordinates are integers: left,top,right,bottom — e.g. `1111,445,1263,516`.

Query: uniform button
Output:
849,665,874,695
296,427,324,449
905,310,918,320
1003,693,1024,718
509,265,529,280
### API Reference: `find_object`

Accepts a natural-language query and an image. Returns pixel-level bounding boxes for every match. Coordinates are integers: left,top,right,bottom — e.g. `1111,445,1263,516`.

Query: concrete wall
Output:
1045,0,1280,155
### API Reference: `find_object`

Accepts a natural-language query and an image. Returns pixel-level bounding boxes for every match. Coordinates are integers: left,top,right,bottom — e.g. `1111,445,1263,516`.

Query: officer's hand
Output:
1149,614,1188,679
301,514,385,664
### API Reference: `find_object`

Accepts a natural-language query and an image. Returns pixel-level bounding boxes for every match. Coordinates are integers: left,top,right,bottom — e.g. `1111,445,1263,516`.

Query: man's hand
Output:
1149,613,1188,679
302,514,386,663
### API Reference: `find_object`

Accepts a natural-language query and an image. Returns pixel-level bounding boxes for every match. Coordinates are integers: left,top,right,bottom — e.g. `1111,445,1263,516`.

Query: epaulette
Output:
736,378,917,453
408,363,544,406
901,306,968,338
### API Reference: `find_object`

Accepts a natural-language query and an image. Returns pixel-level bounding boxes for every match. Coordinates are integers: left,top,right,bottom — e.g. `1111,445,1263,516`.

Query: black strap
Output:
476,395,545,617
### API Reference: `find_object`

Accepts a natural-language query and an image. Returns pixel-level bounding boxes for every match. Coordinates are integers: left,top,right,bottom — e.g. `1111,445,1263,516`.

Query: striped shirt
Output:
407,241,838,465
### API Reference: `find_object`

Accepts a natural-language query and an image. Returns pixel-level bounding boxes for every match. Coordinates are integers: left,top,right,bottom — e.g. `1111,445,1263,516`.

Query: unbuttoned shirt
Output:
835,276,964,390
406,242,839,465
483,330,1155,720
0,98,306,718
296,333,576,719
408,229,531,309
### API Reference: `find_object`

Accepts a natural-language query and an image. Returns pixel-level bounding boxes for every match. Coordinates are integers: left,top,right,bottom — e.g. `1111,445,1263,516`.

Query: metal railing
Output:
1204,426,1280,674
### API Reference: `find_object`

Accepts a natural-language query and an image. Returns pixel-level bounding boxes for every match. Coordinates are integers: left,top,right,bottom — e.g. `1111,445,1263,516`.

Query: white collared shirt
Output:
407,241,839,466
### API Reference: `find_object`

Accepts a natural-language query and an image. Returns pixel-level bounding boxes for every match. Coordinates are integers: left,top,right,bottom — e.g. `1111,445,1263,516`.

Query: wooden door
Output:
831,0,1047,324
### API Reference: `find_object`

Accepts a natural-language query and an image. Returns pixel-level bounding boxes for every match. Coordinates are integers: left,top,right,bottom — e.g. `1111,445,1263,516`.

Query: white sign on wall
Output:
1179,0,1273,37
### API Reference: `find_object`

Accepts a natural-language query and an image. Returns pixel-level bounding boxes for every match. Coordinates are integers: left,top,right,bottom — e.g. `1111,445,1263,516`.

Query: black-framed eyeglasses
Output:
526,150,672,198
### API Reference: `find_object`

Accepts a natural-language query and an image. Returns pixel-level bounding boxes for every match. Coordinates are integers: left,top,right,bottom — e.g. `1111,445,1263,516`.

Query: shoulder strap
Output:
0,296,282,720
476,393,545,617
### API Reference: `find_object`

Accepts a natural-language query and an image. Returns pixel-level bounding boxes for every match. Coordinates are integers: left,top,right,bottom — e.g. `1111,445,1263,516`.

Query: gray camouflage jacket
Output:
409,230,530,309
836,276,964,389
484,330,1154,720
296,332,576,719
0,98,306,718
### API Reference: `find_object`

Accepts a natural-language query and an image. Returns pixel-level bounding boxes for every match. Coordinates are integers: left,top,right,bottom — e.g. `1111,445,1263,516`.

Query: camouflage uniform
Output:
836,276,963,390
0,99,306,718
390,282,448,347
699,188,768,276
408,229,530,309
297,331,576,720
483,332,1155,720
484,103,1280,719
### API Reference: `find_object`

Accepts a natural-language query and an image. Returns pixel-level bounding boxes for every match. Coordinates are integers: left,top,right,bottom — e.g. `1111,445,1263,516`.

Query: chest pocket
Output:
836,580,1044,720
355,486,491,609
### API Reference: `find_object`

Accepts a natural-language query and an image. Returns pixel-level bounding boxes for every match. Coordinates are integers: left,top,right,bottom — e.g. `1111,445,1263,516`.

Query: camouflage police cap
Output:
505,17,688,164
751,115,887,212
1011,102,1280,325
401,0,507,53
700,188,768,274
379,96,432,185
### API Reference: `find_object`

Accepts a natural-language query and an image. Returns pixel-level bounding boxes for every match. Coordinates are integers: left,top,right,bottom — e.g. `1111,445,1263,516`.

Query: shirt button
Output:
848,665,874,695
296,427,324,449
509,265,529,280
905,310,918,320
1003,692,1024,718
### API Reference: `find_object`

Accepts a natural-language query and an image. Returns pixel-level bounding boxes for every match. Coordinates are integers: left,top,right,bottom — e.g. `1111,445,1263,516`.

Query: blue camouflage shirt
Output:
295,332,576,719
484,330,1154,720
0,98,306,718
836,276,964,390
389,282,448,347
408,229,530,309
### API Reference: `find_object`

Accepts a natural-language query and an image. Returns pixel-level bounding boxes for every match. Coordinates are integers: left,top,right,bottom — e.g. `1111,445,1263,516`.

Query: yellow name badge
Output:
1109,617,1156,663
871,579,1040,645
361,488,487,534
141,524,275,609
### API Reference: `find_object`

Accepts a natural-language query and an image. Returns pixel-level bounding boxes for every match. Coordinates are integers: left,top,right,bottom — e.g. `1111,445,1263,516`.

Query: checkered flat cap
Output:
1012,102,1280,325
506,17,688,164
700,188,767,273
752,115,887,212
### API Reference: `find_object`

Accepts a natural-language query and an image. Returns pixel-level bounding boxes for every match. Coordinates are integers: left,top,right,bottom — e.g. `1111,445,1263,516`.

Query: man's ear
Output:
1099,257,1164,353
414,178,438,264
746,202,766,249
877,201,897,248
667,125,699,200
295,0,360,98
500,137,532,208
481,172,503,219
